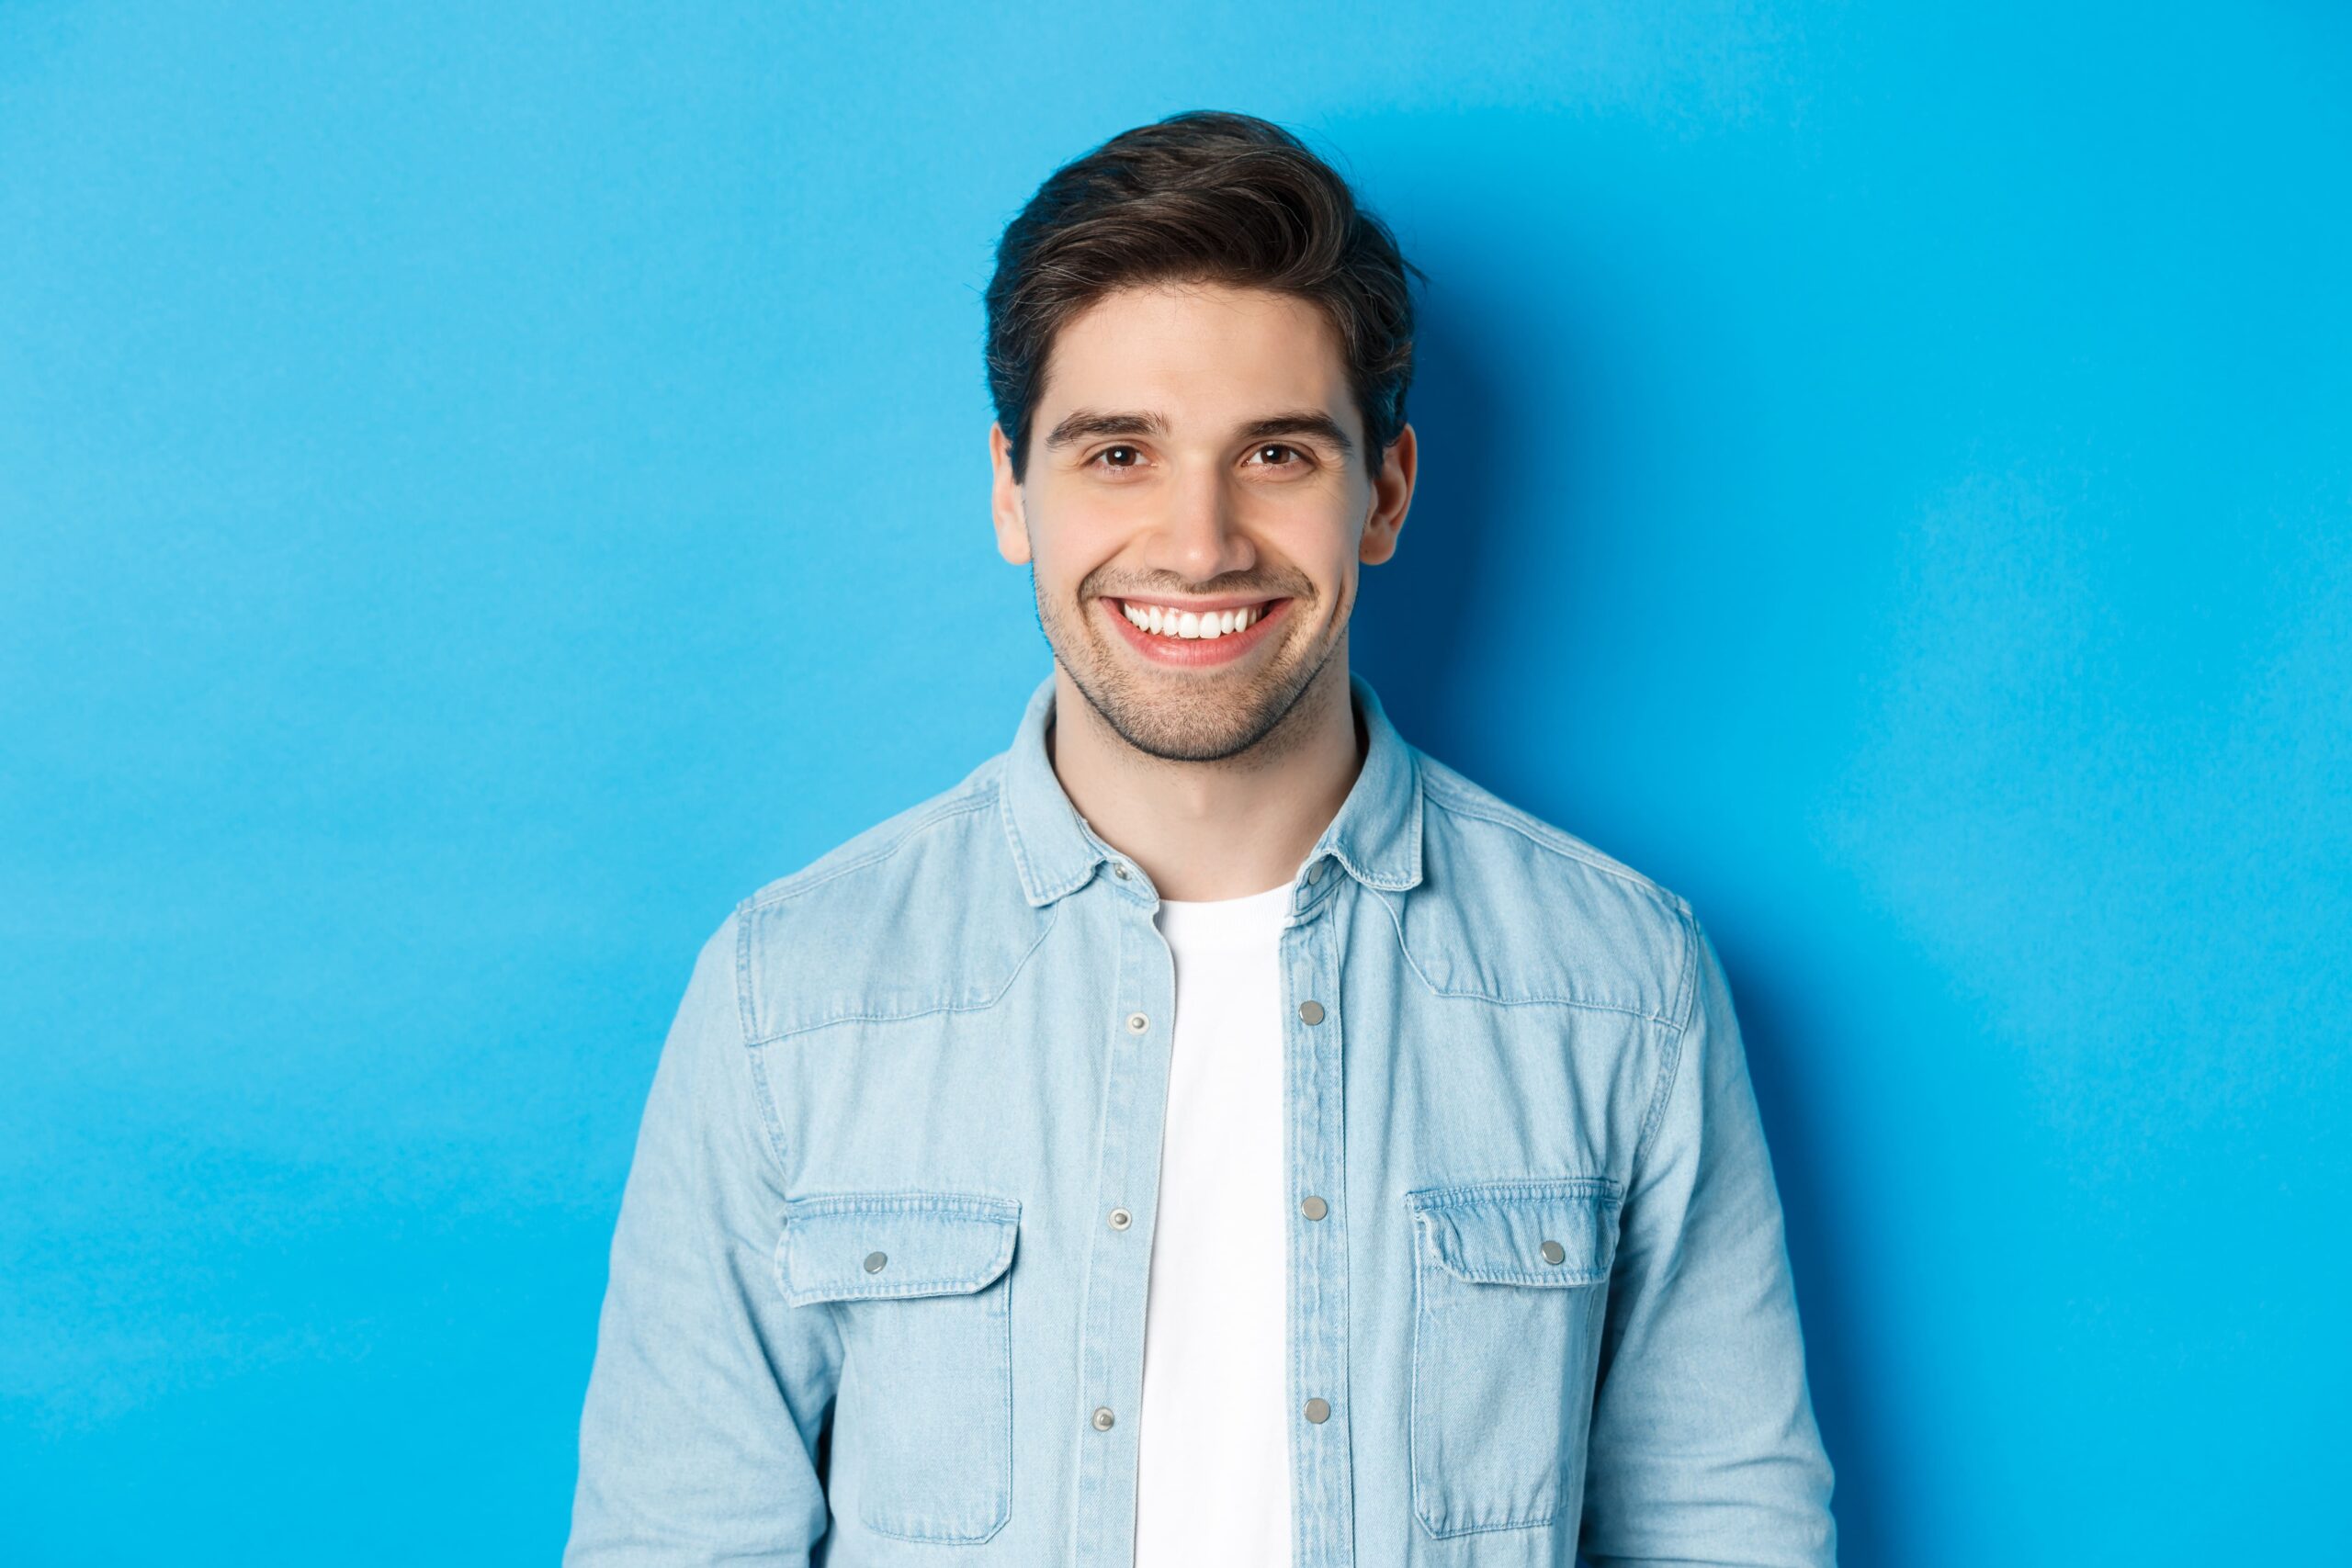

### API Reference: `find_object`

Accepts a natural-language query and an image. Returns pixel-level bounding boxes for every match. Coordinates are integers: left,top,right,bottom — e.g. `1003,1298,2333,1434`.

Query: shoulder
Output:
1399,749,1702,1032
729,752,1054,1043
741,754,1009,912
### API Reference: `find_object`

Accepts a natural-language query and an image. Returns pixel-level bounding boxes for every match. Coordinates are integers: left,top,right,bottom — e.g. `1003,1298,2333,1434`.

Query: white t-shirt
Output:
1133,880,1295,1568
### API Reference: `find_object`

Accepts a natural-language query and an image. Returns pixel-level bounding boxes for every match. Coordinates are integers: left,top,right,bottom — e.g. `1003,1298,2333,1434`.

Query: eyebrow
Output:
1043,407,1356,456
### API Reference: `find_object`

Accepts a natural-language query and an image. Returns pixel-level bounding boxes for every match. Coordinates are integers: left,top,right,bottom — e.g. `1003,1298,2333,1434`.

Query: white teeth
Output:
1119,601,1266,639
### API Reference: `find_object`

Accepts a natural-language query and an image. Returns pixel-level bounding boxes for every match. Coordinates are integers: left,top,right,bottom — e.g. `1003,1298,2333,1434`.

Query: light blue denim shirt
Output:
566,670,1836,1566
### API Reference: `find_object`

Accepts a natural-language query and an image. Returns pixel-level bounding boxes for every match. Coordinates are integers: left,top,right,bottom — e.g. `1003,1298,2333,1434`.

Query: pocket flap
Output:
1407,1177,1622,1287
777,1191,1021,1308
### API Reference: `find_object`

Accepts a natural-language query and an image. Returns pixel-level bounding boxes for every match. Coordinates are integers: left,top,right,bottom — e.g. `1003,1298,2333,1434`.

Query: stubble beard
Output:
1034,571,1348,767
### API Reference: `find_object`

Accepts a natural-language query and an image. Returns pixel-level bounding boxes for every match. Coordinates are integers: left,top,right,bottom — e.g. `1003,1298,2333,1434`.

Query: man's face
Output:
989,280,1413,763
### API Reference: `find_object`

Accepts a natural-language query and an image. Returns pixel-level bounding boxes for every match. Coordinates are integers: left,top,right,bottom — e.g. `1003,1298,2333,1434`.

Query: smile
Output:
1102,594,1293,666
1119,600,1268,639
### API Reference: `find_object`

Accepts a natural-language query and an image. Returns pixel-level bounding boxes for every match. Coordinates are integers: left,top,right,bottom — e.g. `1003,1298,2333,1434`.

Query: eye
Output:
1088,444,1147,473
1247,443,1309,470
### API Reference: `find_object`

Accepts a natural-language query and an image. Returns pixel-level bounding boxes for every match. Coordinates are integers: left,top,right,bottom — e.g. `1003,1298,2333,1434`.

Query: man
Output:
566,109,1837,1566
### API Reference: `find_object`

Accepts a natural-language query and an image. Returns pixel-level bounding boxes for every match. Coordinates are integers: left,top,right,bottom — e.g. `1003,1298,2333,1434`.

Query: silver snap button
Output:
1540,1239,1566,1265
1301,1195,1328,1221
1303,1396,1330,1423
1112,862,1130,881
864,1251,888,1273
1109,1207,1132,1230
1125,1011,1148,1033
1297,999,1325,1025
1306,861,1323,883
1091,1405,1116,1431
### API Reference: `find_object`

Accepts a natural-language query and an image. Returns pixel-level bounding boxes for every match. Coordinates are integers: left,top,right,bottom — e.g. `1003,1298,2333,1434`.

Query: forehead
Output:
1038,281,1351,426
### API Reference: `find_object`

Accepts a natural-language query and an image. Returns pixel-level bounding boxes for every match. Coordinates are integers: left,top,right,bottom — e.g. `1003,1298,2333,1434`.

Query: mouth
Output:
1100,593,1295,667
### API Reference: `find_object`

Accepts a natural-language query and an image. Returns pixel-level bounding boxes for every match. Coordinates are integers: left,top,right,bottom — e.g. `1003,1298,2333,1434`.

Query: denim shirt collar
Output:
998,668,1426,908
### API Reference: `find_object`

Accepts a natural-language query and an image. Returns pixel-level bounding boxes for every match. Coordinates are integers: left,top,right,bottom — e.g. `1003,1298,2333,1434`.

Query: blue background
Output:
5,3,2346,1561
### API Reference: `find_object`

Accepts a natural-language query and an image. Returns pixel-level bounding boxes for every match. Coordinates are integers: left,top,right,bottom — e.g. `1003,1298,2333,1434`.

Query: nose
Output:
1143,462,1256,585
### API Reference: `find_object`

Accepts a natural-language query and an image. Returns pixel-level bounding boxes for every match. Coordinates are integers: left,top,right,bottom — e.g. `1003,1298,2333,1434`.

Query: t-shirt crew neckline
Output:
1151,879,1295,946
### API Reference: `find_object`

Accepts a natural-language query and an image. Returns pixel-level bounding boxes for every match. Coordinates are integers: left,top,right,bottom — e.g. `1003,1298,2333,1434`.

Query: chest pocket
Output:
1405,1176,1623,1540
777,1190,1021,1544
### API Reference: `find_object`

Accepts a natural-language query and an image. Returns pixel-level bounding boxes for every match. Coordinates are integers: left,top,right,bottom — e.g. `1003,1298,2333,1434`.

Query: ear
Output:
990,422,1032,566
1358,422,1417,567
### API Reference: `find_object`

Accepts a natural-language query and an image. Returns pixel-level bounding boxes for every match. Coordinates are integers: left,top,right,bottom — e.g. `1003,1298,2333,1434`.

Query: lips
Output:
1102,594,1293,667
1117,597,1270,639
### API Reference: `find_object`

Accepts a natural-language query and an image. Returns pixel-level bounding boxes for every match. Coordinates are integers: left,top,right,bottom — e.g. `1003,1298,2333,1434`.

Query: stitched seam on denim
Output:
1405,1175,1623,1209
780,1197,1018,1301
1404,750,1427,884
718,904,795,1186
786,1191,1021,1219
1419,774,1679,908
1419,1238,1611,1288
1628,909,1702,1180
992,1262,1013,1541
744,902,1057,1044
1408,1186,1619,1292
1429,1517,1560,1537
747,787,999,911
842,1222,1015,1541
1408,1199,1437,1536
783,1271,1010,1303
854,1274,1012,1541
997,760,1046,899
1419,771,1655,889
785,1276,1007,1303
732,897,762,1044
1329,754,1421,890
1669,904,1702,1036
1364,886,1678,1025
1000,753,1099,904
1434,988,1674,1025
1407,1192,1584,1538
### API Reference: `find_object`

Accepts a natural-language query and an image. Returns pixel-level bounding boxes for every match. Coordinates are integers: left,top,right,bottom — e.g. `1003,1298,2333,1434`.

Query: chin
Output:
1084,656,1314,765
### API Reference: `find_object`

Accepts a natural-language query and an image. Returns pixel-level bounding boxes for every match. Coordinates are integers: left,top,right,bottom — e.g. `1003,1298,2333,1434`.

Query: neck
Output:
1045,656,1363,902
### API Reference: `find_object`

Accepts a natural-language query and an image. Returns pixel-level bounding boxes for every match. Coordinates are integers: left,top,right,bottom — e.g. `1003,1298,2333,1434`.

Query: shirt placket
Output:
1284,861,1357,1568
1072,861,1179,1567
1069,853,1359,1568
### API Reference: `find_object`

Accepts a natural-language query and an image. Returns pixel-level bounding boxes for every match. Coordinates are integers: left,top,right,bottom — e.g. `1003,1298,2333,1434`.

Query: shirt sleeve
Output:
1577,910,1838,1567
564,910,837,1565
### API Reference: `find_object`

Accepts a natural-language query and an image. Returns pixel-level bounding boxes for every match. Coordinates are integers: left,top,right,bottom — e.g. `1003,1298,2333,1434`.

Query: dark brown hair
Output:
985,109,1422,484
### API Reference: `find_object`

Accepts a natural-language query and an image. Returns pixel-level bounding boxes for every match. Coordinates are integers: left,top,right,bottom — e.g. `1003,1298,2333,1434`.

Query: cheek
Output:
1279,509,1364,589
1023,539,1118,613
1027,481,1156,547
1226,484,1344,548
